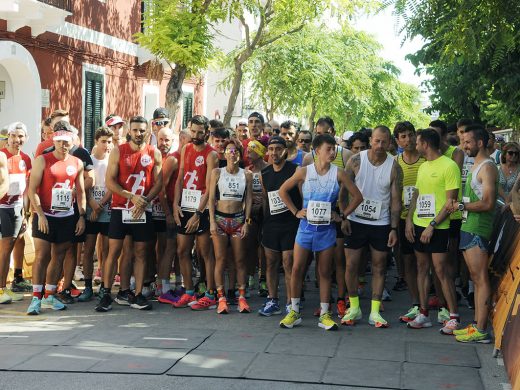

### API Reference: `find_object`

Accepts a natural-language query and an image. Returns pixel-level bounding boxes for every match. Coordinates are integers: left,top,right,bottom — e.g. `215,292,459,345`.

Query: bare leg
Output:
0,237,16,287
463,247,491,330
432,252,458,314
369,247,388,301
264,248,281,299
415,251,432,311
133,242,149,295
177,234,196,290
102,239,124,290
196,232,215,290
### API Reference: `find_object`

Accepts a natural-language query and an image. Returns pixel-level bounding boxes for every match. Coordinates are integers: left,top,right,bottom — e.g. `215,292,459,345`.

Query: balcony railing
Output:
37,0,72,12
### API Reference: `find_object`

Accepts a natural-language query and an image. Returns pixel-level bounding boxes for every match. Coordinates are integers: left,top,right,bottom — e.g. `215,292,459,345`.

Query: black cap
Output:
248,112,265,124
268,136,286,148
153,107,170,120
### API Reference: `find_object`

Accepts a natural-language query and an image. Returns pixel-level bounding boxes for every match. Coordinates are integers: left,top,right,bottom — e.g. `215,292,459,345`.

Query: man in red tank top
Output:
172,115,218,310
96,116,163,313
26,124,86,315
0,123,32,305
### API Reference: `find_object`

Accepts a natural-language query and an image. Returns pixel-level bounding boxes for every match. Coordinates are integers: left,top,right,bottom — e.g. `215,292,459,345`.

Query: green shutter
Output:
84,71,104,151
182,92,193,129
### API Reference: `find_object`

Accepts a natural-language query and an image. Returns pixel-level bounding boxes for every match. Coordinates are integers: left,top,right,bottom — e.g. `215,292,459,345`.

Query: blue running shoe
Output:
27,296,41,315
258,299,282,316
41,295,66,311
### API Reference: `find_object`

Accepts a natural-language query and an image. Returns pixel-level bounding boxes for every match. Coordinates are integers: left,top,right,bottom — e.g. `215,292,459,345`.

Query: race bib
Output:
462,160,474,184
7,173,26,196
416,194,435,218
51,188,73,211
122,209,146,224
307,200,331,225
268,190,288,215
151,199,166,219
462,196,470,222
354,199,382,220
252,173,262,192
181,189,201,212
221,176,243,201
403,186,415,209
91,186,106,202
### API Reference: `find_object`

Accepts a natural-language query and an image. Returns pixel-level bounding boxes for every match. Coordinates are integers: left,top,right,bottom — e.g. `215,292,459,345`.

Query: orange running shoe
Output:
217,297,229,314
337,299,347,319
238,297,250,313
172,293,197,308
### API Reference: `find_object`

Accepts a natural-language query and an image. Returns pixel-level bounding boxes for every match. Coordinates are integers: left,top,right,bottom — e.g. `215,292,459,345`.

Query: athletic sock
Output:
291,298,301,313
162,279,170,294
349,296,360,310
217,288,225,299
33,284,43,299
84,279,93,288
449,313,459,321
370,300,381,314
420,308,429,317
238,288,246,298
44,284,57,298
205,290,215,299
320,302,329,316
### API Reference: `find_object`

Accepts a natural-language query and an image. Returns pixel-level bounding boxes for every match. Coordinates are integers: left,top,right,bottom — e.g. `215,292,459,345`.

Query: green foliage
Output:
388,0,520,127
242,24,430,131
135,0,229,75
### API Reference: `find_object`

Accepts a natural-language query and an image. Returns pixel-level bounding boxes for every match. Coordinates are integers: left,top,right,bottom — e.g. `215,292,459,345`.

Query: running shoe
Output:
11,278,32,292
455,325,491,343
392,278,407,291
453,323,474,336
382,288,392,302
319,312,338,330
437,307,450,324
41,294,66,311
258,299,281,316
158,290,181,305
78,287,94,302
280,309,302,329
142,286,153,299
69,286,81,298
217,297,229,314
341,306,362,326
113,274,121,287
0,289,12,304
115,289,135,306
5,288,23,301
172,293,197,308
191,296,217,311
197,282,207,295
93,269,102,285
238,297,250,313
407,313,432,329
130,293,152,310
27,296,41,315
74,266,85,281
258,281,268,298
336,299,347,319
95,294,112,312
399,306,420,323
440,318,460,335
56,289,75,304
369,312,389,328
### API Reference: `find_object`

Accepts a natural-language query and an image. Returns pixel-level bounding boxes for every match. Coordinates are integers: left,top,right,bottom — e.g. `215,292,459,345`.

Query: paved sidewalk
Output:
0,271,510,390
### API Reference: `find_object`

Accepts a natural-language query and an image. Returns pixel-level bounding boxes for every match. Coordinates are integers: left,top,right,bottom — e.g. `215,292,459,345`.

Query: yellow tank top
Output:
312,145,346,169
397,154,425,219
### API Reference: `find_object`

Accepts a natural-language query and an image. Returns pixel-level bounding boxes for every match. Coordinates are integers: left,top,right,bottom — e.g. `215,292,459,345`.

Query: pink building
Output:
0,0,204,152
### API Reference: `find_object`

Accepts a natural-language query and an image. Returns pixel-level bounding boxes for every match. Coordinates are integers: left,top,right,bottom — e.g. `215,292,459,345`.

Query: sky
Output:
353,7,428,95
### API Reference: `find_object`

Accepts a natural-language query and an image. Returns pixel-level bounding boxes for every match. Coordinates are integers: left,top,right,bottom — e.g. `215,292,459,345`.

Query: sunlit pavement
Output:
0,271,510,390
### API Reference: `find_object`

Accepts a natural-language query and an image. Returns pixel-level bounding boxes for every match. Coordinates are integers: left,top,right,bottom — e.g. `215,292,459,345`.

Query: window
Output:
182,92,193,129
83,71,104,151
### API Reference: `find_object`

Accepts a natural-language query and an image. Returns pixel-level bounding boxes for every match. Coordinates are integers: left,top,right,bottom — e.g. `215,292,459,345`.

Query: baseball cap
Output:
248,112,265,124
342,131,353,141
53,120,73,142
153,107,170,120
238,118,248,125
7,122,28,136
268,136,286,148
106,116,125,127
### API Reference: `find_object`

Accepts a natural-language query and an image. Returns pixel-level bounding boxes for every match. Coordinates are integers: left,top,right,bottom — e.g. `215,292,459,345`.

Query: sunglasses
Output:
298,139,311,143
153,120,169,126
507,151,519,156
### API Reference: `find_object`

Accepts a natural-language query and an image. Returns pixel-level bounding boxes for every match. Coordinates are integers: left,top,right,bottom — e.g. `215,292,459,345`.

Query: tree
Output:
387,0,520,127
136,0,229,121
220,0,364,127
243,24,430,131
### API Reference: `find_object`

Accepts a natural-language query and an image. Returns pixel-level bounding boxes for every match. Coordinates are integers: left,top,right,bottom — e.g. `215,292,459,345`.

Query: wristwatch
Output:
195,210,203,217
245,217,253,225
24,211,32,219
339,213,346,220
457,202,465,211
429,220,437,227
391,226,398,231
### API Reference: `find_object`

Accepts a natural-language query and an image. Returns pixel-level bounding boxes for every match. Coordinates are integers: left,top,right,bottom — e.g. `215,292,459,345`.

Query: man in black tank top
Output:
258,137,302,316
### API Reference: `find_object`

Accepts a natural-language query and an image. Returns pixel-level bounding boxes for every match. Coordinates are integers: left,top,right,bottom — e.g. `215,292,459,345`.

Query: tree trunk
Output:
308,102,317,131
165,64,188,124
223,62,244,127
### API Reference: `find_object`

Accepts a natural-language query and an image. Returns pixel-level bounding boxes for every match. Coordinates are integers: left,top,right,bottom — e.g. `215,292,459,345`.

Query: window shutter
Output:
84,71,104,152
182,92,193,129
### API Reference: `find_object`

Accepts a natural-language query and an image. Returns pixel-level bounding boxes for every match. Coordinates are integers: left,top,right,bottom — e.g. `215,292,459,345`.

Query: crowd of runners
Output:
0,108,516,345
